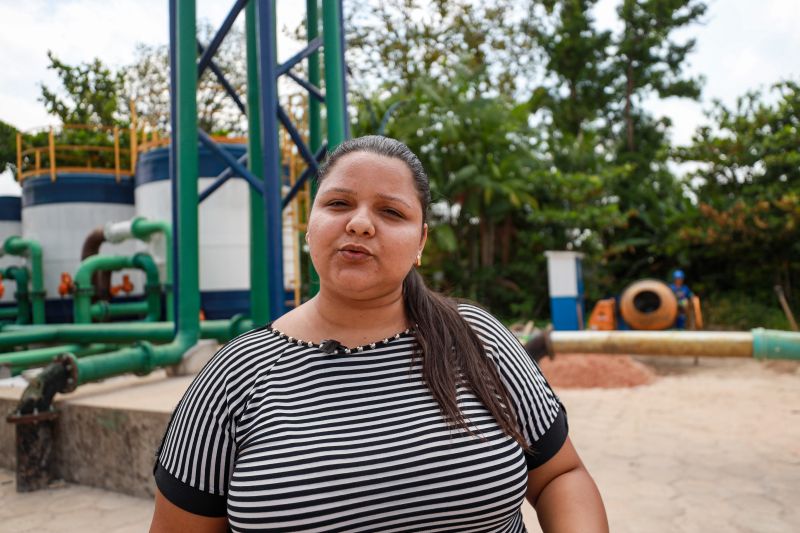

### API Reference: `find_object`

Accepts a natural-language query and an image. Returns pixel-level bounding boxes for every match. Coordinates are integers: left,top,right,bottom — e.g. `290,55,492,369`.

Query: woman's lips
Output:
339,249,372,261
338,244,373,261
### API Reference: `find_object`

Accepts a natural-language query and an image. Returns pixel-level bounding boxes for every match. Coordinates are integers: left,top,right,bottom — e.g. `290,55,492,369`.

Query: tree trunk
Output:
479,217,495,268
625,60,634,152
500,215,513,266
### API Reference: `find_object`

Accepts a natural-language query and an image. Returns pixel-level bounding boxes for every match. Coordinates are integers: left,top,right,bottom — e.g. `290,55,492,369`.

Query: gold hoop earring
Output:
415,254,422,267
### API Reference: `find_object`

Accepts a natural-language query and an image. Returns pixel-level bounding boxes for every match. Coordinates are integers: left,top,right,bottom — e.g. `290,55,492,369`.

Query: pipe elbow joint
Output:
104,219,136,244
3,236,23,255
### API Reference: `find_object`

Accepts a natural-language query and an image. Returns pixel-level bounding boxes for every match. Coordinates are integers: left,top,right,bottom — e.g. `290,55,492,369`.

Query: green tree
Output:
674,81,800,302
0,119,18,176
346,0,532,96
614,0,706,153
39,51,126,127
597,0,706,286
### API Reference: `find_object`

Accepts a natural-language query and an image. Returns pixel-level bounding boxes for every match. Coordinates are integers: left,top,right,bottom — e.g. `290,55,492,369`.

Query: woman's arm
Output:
526,436,609,533
150,488,229,533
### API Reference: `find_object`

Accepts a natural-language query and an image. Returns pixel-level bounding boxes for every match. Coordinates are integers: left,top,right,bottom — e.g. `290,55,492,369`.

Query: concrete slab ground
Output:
1,356,798,532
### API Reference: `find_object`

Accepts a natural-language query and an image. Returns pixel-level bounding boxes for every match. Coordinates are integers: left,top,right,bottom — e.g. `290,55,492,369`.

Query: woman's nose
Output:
346,210,375,236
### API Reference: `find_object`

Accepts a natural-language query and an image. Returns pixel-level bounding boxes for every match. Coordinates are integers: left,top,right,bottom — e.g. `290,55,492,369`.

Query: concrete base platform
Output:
0,371,193,498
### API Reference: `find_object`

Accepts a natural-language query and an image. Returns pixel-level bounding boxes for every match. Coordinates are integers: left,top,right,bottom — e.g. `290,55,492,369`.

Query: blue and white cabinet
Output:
544,251,585,331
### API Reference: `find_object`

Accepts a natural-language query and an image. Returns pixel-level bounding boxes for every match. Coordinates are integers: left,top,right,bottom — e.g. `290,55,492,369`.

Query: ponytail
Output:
403,268,527,448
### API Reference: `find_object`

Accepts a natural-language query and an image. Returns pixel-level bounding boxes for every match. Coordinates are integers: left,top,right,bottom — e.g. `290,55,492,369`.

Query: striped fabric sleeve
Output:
153,329,265,517
458,303,568,470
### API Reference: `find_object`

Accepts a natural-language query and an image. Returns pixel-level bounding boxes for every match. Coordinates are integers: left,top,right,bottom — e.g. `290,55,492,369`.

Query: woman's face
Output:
307,151,428,300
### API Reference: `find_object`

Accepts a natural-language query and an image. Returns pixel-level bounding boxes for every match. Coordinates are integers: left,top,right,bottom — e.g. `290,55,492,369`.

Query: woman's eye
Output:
327,200,348,207
383,208,403,218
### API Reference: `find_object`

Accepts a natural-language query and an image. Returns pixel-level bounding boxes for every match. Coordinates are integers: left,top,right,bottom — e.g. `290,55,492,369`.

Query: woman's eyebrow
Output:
378,193,413,209
322,188,413,209
323,186,356,195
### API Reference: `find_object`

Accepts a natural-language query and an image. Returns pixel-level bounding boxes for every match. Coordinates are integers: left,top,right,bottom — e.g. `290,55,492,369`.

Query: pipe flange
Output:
28,289,47,298
55,353,79,393
134,341,156,376
7,408,59,425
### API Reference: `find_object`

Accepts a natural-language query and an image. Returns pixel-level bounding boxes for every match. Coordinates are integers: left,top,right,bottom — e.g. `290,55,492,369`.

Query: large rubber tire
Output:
619,279,678,330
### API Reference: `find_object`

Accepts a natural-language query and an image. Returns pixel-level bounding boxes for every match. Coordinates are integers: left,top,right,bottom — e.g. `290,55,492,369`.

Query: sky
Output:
1,0,799,194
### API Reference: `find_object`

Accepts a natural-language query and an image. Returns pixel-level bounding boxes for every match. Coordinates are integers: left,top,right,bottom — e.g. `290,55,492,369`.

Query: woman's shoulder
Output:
194,324,293,387
455,301,508,336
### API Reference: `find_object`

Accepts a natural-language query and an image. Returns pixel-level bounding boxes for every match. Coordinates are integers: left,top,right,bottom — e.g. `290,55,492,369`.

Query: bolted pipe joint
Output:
134,341,157,376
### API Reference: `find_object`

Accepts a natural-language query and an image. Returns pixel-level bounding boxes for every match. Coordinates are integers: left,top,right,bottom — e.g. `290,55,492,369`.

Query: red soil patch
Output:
538,354,656,389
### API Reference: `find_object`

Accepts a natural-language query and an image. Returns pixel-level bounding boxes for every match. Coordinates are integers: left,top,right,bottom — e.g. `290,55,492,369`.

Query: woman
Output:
150,136,608,532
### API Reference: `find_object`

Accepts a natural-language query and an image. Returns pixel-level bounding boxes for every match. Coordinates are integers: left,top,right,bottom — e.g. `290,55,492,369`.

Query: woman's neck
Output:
308,287,410,346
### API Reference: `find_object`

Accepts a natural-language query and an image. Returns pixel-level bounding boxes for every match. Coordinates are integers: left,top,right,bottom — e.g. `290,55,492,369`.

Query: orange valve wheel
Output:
58,272,74,297
120,274,134,294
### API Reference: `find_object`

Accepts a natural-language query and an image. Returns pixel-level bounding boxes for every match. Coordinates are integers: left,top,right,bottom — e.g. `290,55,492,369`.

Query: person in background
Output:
670,269,693,329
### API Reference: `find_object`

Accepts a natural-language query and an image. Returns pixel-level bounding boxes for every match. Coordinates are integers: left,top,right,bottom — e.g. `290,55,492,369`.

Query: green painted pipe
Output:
1,343,117,375
306,0,321,297
4,237,45,324
245,0,269,327
322,0,348,151
0,317,252,348
3,266,31,324
0,307,18,319
131,217,174,321
73,253,161,323
752,328,800,361
90,301,150,320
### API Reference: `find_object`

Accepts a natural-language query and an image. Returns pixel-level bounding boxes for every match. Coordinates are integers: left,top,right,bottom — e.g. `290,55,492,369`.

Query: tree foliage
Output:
39,51,126,127
125,21,248,135
674,81,800,301
0,119,18,176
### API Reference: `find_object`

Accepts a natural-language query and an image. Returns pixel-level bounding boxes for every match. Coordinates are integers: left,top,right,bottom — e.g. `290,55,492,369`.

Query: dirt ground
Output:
2,355,798,532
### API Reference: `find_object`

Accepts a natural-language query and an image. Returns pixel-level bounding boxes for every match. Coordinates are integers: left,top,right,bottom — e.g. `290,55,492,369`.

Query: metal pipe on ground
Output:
538,328,800,361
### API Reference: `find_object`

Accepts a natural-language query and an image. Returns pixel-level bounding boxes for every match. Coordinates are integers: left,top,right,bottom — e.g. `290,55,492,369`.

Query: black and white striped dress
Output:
155,304,567,532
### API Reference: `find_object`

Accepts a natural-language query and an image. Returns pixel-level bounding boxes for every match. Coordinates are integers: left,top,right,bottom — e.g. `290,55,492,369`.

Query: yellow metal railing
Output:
16,124,134,184
16,121,249,184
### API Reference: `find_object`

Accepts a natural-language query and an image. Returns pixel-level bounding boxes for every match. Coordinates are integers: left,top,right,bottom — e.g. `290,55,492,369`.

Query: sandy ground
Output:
1,355,798,532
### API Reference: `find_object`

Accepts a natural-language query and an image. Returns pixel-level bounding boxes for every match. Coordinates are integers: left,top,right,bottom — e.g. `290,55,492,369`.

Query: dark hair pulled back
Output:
316,136,525,446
